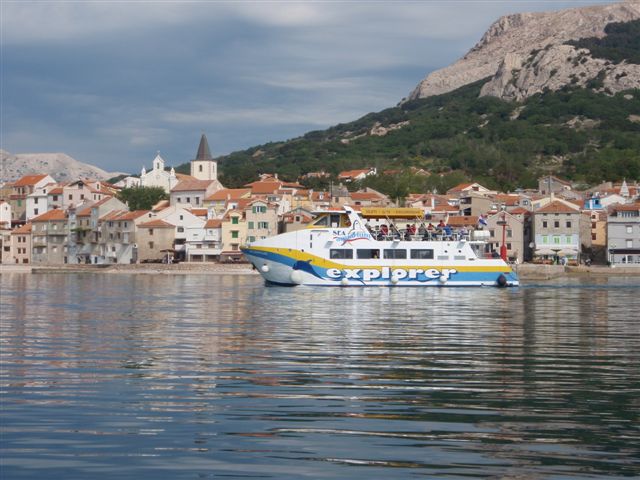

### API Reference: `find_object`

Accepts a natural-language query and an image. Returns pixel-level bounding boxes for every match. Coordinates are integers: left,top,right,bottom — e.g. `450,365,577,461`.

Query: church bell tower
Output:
190,133,217,181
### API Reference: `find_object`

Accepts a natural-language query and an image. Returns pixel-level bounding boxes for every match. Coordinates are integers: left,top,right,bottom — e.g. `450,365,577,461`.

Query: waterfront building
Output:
136,219,176,262
220,209,247,262
607,203,640,266
532,200,586,263
8,174,55,223
31,209,69,264
0,222,11,263
245,200,279,244
485,210,530,264
113,176,141,189
139,153,178,193
151,206,206,260
10,223,32,264
185,219,222,262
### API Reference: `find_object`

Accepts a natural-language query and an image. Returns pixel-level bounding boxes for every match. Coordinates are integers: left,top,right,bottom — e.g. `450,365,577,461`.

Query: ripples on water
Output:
1,273,639,479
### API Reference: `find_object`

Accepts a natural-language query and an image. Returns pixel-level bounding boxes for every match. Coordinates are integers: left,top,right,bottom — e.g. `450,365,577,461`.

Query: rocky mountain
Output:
0,150,124,184
407,1,640,102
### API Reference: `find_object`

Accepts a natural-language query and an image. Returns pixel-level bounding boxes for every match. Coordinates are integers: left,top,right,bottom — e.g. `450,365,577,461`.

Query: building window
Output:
554,221,559,228
199,165,203,172
177,227,184,233
231,231,239,239
258,222,268,229
232,217,239,225
627,240,633,248
34,208,38,215
592,233,597,240
68,194,73,200
248,236,256,243
542,235,548,244
543,221,547,228
186,197,191,203
507,229,512,238
566,221,572,228
627,226,633,234
149,241,154,249
80,194,85,200
248,221,254,230
34,198,38,204
149,229,154,236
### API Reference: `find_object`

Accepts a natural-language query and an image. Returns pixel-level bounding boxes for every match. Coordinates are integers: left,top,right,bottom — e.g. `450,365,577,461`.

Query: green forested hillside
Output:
170,19,640,197
197,79,639,195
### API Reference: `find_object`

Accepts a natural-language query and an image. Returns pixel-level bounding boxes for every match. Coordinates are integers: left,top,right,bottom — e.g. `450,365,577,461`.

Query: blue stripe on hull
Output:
242,248,519,287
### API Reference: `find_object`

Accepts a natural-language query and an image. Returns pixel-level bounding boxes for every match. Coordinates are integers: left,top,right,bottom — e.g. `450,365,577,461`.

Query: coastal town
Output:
1,134,639,269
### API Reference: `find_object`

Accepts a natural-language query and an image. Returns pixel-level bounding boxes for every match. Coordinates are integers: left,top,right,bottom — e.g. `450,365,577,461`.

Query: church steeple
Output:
195,133,212,161
191,133,217,181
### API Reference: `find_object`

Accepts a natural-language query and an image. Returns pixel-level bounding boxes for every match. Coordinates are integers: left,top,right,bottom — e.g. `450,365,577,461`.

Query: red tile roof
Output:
32,209,67,221
138,219,174,228
12,174,49,187
115,210,150,221
204,219,222,228
536,200,579,214
206,188,251,201
11,223,32,234
171,179,214,192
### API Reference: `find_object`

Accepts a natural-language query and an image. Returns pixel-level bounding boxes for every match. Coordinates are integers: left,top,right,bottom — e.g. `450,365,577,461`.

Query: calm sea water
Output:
1,272,639,479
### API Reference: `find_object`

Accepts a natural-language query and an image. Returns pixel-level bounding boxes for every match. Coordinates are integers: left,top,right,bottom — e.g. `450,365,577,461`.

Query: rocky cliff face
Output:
407,1,640,102
0,150,123,183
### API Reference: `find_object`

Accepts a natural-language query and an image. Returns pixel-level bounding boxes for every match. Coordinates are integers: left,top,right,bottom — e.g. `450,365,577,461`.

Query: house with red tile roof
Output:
136,218,176,262
446,182,492,196
8,174,55,223
337,168,376,182
532,200,588,262
170,178,222,209
30,209,69,264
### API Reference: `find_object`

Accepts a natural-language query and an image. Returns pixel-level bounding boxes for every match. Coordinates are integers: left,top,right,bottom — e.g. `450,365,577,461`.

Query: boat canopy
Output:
360,207,424,219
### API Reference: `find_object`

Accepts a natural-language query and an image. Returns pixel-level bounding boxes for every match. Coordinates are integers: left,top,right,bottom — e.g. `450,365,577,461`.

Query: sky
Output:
1,0,617,174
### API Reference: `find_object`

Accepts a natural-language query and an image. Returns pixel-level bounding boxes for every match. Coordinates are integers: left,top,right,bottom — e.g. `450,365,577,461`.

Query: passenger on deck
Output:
379,224,389,240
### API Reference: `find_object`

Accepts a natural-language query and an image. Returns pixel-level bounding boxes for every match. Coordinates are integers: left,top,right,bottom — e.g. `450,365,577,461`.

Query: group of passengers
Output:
367,220,467,241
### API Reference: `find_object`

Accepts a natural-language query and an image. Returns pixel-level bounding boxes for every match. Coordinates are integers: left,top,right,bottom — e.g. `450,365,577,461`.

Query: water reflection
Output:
1,273,639,479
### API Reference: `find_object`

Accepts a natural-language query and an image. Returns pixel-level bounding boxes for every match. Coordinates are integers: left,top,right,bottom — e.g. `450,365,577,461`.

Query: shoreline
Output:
2,263,640,279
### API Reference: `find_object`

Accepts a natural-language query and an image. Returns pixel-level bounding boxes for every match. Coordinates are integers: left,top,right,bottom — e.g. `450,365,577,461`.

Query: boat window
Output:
454,255,466,260
357,249,380,259
330,214,341,228
330,249,353,259
384,249,407,259
313,215,329,226
410,249,434,259
437,255,449,260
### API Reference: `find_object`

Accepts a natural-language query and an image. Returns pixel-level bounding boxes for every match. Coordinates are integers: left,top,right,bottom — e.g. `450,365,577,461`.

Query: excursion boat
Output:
240,207,519,287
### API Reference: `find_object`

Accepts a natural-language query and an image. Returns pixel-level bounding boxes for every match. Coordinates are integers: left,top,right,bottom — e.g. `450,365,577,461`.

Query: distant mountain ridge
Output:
407,1,640,102
0,150,124,183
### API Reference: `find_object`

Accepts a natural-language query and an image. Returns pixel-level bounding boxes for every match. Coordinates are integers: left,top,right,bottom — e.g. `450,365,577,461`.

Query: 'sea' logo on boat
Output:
326,267,457,282
332,222,371,245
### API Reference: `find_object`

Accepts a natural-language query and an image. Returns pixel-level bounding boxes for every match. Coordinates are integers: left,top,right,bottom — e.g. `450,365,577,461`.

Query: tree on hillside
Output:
117,186,168,210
